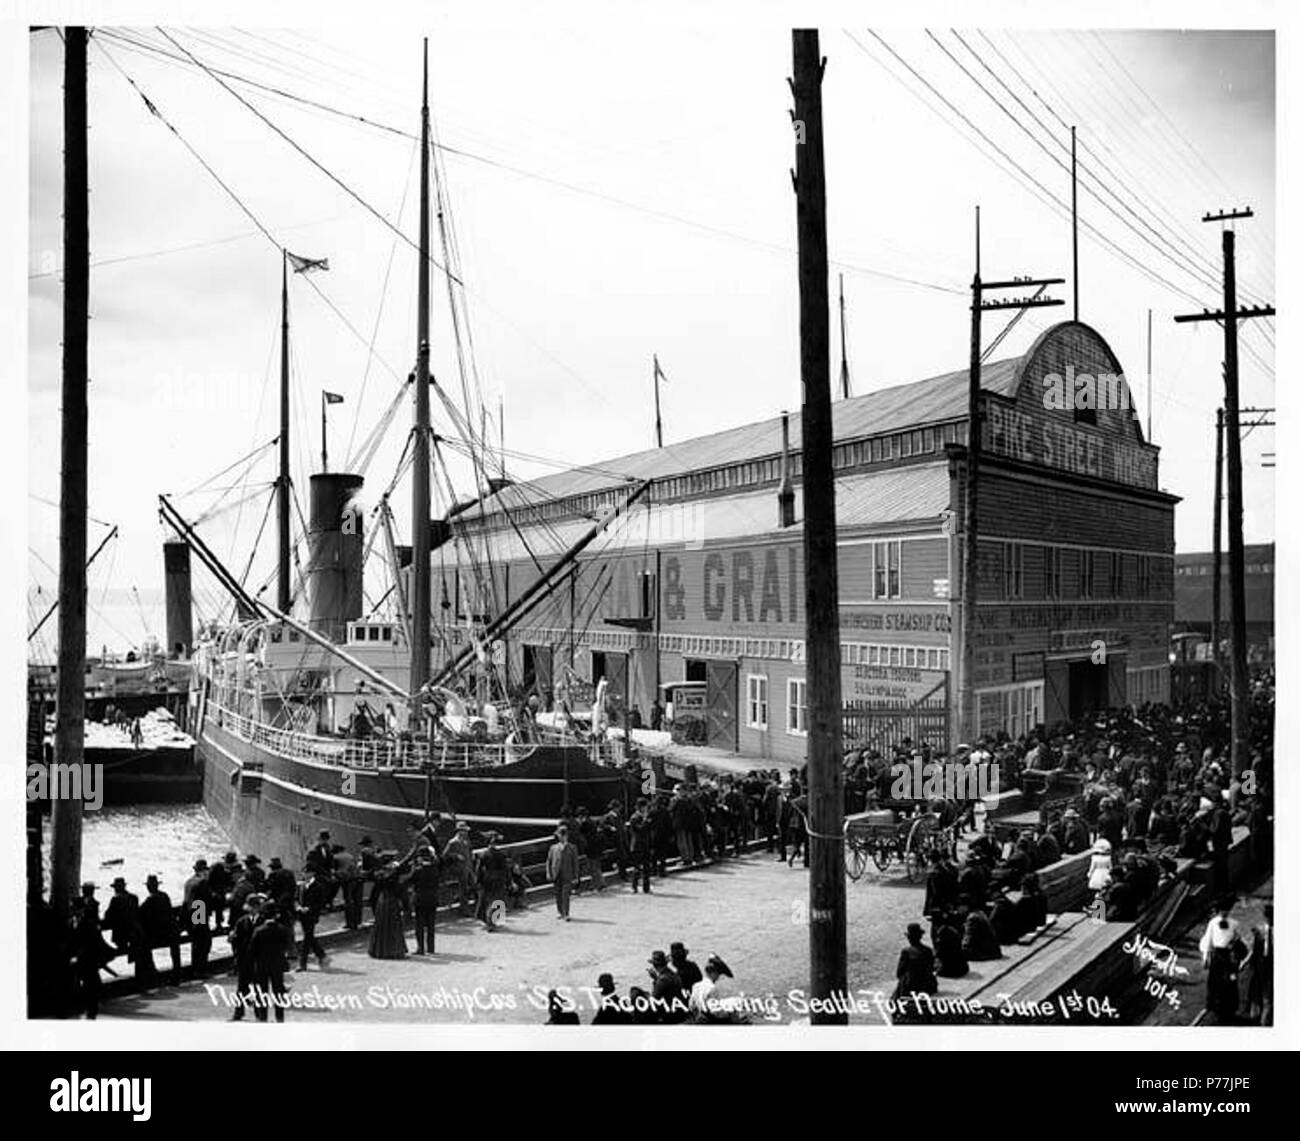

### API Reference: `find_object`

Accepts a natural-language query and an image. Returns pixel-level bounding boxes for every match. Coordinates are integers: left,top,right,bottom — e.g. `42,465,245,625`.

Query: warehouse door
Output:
1043,660,1069,728
1105,654,1128,710
521,644,553,702
1067,659,1109,719
592,651,628,711
705,660,738,751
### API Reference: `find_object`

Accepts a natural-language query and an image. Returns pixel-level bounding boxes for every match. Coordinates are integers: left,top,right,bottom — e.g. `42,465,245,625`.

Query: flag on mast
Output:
287,251,330,274
323,391,345,405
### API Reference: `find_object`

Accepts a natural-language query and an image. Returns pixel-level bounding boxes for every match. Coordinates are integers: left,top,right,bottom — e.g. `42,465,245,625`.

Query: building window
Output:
1137,555,1151,597
746,675,769,731
1045,546,1061,599
787,678,808,736
1109,552,1124,597
872,540,901,599
901,431,914,458
1004,541,1024,600
1080,550,1096,599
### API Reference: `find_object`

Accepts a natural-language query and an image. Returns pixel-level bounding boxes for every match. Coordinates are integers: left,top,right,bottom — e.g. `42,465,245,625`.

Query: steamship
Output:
175,46,635,860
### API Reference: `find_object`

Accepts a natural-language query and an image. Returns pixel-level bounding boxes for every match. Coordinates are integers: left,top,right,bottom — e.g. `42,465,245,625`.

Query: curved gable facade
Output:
983,321,1159,489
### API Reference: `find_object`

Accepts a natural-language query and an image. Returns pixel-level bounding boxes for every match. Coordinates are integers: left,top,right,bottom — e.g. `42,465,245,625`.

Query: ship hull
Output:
197,710,634,860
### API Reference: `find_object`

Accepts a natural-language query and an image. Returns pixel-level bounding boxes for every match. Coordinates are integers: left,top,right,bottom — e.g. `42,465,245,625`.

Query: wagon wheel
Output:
846,837,869,882
904,817,933,882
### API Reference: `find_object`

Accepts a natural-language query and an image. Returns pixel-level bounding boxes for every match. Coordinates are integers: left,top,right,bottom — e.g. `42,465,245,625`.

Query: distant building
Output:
1174,542,1274,664
434,321,1176,760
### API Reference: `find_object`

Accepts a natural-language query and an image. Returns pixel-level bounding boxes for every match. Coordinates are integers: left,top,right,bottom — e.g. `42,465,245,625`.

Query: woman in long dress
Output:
368,862,409,960
1198,897,1248,1023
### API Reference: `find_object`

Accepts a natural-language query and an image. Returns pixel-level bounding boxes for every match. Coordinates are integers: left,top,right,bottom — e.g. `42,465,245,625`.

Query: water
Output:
41,803,233,903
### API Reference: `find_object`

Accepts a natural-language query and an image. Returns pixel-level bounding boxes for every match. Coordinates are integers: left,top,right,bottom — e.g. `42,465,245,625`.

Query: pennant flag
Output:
287,251,330,274
323,391,345,405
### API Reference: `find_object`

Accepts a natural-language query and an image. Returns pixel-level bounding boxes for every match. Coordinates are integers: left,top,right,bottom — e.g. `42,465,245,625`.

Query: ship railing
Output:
207,701,622,771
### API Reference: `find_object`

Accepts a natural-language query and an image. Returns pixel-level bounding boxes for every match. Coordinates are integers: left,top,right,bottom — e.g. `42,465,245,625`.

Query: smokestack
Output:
162,540,193,658
778,411,796,528
306,472,365,639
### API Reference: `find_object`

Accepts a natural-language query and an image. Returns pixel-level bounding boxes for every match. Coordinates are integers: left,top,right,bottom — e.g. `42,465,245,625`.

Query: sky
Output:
22,16,1276,657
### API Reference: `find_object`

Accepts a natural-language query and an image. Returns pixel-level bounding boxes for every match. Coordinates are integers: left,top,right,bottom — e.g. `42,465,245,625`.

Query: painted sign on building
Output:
847,664,946,705
983,402,1158,488
661,545,802,633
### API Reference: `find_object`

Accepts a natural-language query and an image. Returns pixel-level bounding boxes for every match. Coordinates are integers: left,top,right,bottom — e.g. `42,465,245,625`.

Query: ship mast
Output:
410,40,433,722
277,248,291,612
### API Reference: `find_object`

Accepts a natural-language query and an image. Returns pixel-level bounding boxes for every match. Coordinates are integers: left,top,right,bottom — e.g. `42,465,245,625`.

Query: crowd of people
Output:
31,674,1273,1026
543,942,743,1025
890,681,1273,1024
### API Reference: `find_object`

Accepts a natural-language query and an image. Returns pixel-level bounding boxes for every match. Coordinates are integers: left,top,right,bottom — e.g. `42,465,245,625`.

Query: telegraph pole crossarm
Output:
958,235,1064,747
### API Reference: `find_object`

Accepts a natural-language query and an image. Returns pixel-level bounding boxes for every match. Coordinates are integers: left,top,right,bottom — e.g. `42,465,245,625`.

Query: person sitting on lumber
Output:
960,896,1003,961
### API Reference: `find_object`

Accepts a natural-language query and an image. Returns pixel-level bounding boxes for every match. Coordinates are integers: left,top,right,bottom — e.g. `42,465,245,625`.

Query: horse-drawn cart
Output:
844,811,954,883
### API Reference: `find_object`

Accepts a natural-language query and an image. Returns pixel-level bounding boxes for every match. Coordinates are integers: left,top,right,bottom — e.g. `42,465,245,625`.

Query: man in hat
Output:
265,857,296,910
102,876,140,961
627,797,654,894
590,973,632,1024
669,942,702,996
647,950,689,1023
243,854,267,889
441,822,477,917
228,893,264,1021
477,833,511,931
182,860,214,973
138,874,182,983
689,955,737,1022
296,864,330,971
133,873,179,982
333,843,364,930
70,890,110,1017
409,846,441,953
227,860,261,929
893,923,939,1003
306,830,333,876
249,902,293,1023
546,825,579,920
923,851,959,918
206,852,238,930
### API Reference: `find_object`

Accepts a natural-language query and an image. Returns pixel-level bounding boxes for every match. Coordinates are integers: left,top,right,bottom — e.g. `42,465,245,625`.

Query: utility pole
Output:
958,210,1063,745
277,249,291,613
51,25,89,921
410,39,433,722
652,354,665,448
838,273,851,399
1212,405,1223,682
791,28,846,1024
1175,208,1275,776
